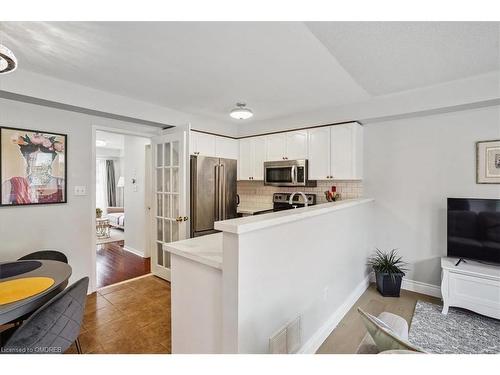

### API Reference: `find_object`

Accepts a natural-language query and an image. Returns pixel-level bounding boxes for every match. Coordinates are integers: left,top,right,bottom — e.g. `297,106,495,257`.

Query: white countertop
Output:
215,198,374,234
237,204,274,215
165,233,223,270
165,199,373,270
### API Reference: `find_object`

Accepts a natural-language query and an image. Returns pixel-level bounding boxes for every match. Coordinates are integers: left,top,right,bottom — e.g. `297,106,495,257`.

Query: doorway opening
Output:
94,130,152,288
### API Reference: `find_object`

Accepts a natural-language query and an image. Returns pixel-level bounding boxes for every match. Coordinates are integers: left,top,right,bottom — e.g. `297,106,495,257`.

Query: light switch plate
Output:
74,186,87,196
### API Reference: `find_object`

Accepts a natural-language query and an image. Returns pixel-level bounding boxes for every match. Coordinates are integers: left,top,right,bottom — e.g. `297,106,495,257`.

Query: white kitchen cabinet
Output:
265,134,287,161
238,138,253,180
330,123,363,180
286,130,308,160
215,136,238,160
266,131,307,161
191,131,216,157
238,136,267,181
252,136,267,180
307,127,331,180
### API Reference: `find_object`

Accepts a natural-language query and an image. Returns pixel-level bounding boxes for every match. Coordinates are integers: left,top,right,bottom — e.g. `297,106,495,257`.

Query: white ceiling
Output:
305,22,500,95
2,21,499,127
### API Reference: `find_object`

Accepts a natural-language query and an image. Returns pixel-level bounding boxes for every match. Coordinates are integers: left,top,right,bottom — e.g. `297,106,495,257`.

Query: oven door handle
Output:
291,165,297,184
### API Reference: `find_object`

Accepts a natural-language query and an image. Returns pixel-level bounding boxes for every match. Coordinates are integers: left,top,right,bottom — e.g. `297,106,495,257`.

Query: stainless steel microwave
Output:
264,159,316,187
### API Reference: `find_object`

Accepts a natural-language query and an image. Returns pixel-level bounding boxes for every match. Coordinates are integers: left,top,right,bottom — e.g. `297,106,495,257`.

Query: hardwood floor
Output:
96,241,151,289
316,283,441,354
66,275,171,354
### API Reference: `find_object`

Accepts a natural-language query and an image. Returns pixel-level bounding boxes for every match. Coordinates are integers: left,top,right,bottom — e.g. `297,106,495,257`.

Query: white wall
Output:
123,135,151,257
222,201,375,353
364,106,500,287
0,98,159,291
2,69,239,137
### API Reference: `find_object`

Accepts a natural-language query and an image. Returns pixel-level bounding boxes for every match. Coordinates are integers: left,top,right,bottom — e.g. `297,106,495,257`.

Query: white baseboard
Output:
401,278,442,298
295,274,440,354
123,245,145,258
369,272,441,298
297,275,371,354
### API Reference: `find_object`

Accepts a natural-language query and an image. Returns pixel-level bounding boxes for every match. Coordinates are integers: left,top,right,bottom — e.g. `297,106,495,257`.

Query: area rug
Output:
409,300,500,354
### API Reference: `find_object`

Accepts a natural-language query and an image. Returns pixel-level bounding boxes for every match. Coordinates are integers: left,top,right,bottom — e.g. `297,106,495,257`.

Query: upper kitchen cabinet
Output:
190,131,216,156
252,136,267,180
265,130,307,161
307,126,331,180
190,132,238,160
215,136,239,160
265,133,286,161
330,123,363,180
238,136,267,180
238,138,252,180
285,130,308,160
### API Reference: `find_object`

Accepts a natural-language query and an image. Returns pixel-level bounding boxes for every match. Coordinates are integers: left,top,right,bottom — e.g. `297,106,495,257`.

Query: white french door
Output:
152,127,189,281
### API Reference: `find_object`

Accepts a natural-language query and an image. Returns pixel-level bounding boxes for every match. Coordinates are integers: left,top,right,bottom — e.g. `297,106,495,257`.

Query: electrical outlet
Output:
323,286,329,301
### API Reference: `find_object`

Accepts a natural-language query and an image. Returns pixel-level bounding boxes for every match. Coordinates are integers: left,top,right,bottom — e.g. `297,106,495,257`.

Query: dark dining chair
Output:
0,277,89,354
18,250,68,264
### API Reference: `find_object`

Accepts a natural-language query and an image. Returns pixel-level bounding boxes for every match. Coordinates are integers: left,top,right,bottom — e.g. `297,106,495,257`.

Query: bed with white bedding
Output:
106,207,125,229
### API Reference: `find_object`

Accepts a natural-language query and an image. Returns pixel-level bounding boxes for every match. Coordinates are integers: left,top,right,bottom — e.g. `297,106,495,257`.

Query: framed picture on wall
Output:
476,139,500,184
0,126,67,206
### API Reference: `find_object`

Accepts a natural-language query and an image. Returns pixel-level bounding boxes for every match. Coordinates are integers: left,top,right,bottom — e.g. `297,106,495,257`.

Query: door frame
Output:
90,124,159,293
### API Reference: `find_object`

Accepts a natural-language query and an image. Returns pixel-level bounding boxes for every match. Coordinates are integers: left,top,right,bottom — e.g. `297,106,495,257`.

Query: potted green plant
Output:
96,208,103,219
367,249,408,297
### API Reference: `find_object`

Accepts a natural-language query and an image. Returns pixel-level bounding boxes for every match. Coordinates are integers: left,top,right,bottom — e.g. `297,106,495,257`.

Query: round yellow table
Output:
0,277,55,306
0,260,72,325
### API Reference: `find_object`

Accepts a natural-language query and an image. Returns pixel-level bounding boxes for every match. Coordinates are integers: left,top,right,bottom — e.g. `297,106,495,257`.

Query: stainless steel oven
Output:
263,159,316,187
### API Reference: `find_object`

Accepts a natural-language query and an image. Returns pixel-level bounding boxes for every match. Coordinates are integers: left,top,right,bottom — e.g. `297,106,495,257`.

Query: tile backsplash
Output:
237,180,363,206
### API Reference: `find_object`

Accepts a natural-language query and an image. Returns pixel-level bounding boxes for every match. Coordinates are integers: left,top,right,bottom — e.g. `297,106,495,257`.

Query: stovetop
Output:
273,193,316,211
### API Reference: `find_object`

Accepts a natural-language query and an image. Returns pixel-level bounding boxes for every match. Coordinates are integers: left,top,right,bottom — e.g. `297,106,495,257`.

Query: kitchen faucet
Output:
289,191,308,208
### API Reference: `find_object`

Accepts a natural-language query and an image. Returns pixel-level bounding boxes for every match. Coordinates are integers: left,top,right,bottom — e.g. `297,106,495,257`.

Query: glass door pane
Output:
154,139,183,277
152,129,186,281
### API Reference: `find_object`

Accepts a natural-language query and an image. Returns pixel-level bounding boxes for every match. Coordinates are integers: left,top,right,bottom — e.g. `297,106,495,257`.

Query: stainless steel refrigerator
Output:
190,155,238,237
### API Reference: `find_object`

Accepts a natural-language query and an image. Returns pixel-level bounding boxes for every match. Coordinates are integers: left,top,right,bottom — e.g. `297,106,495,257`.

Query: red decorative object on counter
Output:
324,185,341,202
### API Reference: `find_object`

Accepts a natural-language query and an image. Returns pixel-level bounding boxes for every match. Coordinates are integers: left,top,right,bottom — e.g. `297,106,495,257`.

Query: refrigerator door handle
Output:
214,164,220,221
220,163,226,220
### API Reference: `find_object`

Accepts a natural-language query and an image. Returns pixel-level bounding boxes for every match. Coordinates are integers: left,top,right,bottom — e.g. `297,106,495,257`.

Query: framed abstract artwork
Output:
476,139,500,184
0,126,67,206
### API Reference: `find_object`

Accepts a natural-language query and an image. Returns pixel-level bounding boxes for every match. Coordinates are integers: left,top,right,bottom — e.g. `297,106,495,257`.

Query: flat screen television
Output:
447,198,500,264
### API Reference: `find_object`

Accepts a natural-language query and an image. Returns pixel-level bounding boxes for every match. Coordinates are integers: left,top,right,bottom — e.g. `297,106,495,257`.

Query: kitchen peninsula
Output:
166,198,375,354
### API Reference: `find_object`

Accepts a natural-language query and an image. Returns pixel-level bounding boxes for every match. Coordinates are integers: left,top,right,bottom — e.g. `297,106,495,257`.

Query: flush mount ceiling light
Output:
230,102,253,120
0,44,17,74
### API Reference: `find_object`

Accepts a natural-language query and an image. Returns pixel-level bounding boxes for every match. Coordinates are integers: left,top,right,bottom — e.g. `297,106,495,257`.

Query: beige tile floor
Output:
66,275,171,354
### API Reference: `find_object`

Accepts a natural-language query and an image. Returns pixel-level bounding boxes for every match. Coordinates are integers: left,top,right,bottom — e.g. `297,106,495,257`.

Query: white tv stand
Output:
441,257,500,319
